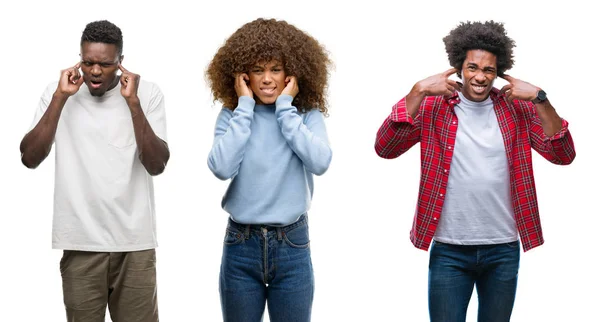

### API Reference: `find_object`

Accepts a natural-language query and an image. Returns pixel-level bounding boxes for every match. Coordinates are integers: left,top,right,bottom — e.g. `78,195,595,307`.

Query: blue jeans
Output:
220,214,314,322
428,240,520,322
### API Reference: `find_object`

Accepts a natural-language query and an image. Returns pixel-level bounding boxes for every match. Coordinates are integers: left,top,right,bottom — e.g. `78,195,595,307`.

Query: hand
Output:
56,62,84,97
499,75,540,101
234,73,253,98
118,64,140,101
281,76,299,99
416,68,461,97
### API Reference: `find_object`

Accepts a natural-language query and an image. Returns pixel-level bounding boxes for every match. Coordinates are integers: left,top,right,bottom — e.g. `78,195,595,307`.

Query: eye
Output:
82,61,93,67
100,63,114,68
467,66,476,71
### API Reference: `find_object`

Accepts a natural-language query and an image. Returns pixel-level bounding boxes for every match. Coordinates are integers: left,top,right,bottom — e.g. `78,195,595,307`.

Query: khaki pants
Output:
60,249,159,322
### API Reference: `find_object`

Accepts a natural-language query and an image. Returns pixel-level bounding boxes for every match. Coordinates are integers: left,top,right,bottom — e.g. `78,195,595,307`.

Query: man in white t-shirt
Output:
20,20,169,322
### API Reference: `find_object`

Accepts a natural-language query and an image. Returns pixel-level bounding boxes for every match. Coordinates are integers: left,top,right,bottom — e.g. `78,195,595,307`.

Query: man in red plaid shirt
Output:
375,21,575,321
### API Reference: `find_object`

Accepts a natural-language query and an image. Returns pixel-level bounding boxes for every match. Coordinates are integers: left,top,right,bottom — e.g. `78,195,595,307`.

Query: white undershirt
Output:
434,92,517,245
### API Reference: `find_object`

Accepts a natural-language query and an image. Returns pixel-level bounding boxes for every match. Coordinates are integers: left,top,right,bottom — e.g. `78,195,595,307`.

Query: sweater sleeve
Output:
207,96,255,180
274,95,332,175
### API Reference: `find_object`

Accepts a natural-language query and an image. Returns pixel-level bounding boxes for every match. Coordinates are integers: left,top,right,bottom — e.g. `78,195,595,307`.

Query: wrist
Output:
125,96,140,106
52,91,69,104
412,82,428,98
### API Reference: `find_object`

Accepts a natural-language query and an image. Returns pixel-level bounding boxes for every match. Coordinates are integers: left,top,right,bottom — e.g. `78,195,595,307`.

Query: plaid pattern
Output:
375,89,575,252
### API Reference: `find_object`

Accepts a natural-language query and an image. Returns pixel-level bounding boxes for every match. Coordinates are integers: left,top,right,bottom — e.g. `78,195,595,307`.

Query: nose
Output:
474,69,486,82
91,64,102,77
262,71,273,83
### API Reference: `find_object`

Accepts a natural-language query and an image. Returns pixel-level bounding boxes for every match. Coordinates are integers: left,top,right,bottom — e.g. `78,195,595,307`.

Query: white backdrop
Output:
1,0,597,321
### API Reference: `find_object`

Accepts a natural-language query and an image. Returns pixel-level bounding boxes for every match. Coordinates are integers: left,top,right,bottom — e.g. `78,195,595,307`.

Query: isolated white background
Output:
0,0,596,321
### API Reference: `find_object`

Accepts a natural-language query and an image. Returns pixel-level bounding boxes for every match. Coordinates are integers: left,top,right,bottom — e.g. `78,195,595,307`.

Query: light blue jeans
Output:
428,240,520,322
219,214,313,322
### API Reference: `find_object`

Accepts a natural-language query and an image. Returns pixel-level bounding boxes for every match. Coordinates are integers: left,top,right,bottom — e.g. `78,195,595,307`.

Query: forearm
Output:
128,99,170,175
207,97,254,180
20,93,67,168
275,96,332,175
405,83,427,119
375,95,421,159
534,100,563,137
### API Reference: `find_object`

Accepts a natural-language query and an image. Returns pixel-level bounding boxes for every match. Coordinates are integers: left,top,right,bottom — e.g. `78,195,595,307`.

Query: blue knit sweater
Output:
208,95,332,225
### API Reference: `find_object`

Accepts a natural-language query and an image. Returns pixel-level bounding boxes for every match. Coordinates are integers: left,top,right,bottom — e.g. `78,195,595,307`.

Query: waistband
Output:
227,214,308,240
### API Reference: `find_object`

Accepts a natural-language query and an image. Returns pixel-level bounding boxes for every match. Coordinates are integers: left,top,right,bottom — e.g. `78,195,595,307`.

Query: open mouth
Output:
90,80,103,89
471,84,487,94
260,88,276,96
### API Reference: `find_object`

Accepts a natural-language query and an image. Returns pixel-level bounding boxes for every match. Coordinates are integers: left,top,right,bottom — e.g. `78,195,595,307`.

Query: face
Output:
248,60,286,105
460,49,498,102
80,42,122,96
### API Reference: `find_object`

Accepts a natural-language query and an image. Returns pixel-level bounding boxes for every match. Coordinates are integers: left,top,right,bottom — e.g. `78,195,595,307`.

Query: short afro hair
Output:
206,18,332,114
443,21,515,77
81,20,123,55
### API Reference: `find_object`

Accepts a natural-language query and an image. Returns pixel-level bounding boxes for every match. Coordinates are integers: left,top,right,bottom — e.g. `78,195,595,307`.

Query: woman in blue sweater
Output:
206,18,333,322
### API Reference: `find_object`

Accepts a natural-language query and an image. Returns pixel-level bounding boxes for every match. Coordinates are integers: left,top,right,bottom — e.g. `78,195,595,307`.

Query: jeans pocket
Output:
283,224,310,249
505,240,520,248
223,228,244,246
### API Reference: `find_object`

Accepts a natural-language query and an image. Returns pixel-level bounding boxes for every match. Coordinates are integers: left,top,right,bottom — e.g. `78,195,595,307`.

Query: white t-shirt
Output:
31,80,167,252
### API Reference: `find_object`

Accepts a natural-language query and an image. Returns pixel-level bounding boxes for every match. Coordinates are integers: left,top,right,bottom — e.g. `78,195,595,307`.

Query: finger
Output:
75,75,84,86
69,72,80,84
242,73,249,82
499,84,512,95
447,79,461,91
118,63,128,73
120,74,128,88
67,67,79,84
499,74,514,82
73,62,81,69
443,68,458,77
506,92,514,101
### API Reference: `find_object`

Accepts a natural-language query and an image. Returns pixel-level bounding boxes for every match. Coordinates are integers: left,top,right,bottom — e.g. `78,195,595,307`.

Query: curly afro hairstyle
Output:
206,18,332,114
81,20,123,55
443,21,515,78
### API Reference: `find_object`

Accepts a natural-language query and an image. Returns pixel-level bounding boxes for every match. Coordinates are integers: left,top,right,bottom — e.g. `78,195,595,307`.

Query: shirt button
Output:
452,121,456,125
440,193,444,197
444,169,448,173
447,146,452,149
433,217,438,220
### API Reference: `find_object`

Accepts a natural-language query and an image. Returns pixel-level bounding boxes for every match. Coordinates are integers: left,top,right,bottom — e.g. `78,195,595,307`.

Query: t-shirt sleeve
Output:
145,83,168,143
29,82,58,131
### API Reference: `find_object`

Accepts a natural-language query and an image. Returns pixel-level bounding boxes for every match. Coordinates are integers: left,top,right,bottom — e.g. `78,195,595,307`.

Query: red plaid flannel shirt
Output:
375,89,575,252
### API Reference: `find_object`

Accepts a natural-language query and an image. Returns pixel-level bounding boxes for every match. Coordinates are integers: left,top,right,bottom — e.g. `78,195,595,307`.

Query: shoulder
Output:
138,79,163,98
302,108,327,123
41,81,59,100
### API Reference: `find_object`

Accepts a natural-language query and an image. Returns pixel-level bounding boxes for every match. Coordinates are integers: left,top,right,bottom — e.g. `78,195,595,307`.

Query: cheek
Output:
276,77,287,90
248,80,261,94
108,68,119,77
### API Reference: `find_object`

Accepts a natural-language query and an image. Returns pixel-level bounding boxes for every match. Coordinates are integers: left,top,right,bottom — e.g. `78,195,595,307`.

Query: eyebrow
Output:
252,63,283,69
81,58,118,64
466,62,496,69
